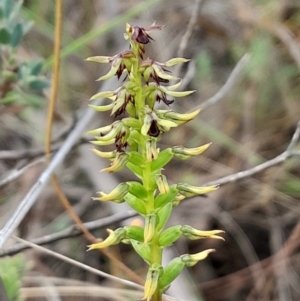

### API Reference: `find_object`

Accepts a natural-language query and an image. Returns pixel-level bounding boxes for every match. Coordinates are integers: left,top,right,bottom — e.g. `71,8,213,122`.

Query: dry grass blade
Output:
12,236,143,291
21,286,141,301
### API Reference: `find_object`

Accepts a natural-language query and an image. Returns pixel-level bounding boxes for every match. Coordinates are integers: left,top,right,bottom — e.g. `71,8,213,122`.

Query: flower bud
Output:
124,193,146,215
172,143,211,160
131,240,151,264
158,225,182,247
124,225,144,242
156,203,173,232
172,194,186,206
155,174,170,194
141,112,154,136
127,181,148,200
159,257,185,291
93,182,128,202
160,108,200,125
146,139,159,161
93,122,123,141
144,213,156,243
151,148,174,172
180,249,215,267
154,186,178,209
87,228,126,250
143,264,161,301
176,183,219,197
181,225,225,241
101,152,128,173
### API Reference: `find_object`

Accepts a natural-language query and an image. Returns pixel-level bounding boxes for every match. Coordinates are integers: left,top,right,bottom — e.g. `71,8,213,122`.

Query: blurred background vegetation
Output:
0,0,300,300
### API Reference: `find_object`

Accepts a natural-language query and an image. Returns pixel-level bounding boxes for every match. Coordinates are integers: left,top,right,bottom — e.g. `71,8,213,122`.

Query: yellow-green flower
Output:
146,139,159,161
177,183,219,197
141,106,178,137
181,225,225,241
172,143,211,160
181,249,215,267
144,214,156,243
142,265,161,301
155,174,170,194
86,50,136,80
87,228,126,250
139,58,177,84
93,182,128,202
101,152,128,173
157,108,200,125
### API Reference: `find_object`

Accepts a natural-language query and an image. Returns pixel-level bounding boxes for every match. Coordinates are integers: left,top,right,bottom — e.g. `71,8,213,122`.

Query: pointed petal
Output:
167,79,182,91
92,148,116,159
90,91,115,100
165,58,190,67
90,139,115,146
152,65,176,81
86,56,111,63
96,60,121,81
181,249,215,267
163,108,201,122
161,87,196,98
88,103,114,112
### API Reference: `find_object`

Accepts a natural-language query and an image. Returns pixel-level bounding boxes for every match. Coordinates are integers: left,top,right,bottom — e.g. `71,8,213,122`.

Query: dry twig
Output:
0,210,137,256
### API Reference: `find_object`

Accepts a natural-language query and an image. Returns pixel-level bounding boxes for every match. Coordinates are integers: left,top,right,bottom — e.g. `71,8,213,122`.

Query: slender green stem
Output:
131,34,163,301
143,160,163,301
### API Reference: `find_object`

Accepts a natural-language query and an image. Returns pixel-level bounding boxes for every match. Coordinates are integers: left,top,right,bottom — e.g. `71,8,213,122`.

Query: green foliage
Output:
0,0,48,109
0,254,26,301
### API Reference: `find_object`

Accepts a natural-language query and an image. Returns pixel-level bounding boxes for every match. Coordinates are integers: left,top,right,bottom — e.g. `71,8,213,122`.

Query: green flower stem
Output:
131,40,163,300
140,97,163,300
150,237,163,301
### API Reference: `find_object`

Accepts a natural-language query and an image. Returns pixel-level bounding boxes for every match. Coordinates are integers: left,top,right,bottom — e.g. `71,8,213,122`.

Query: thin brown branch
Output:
0,210,136,256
